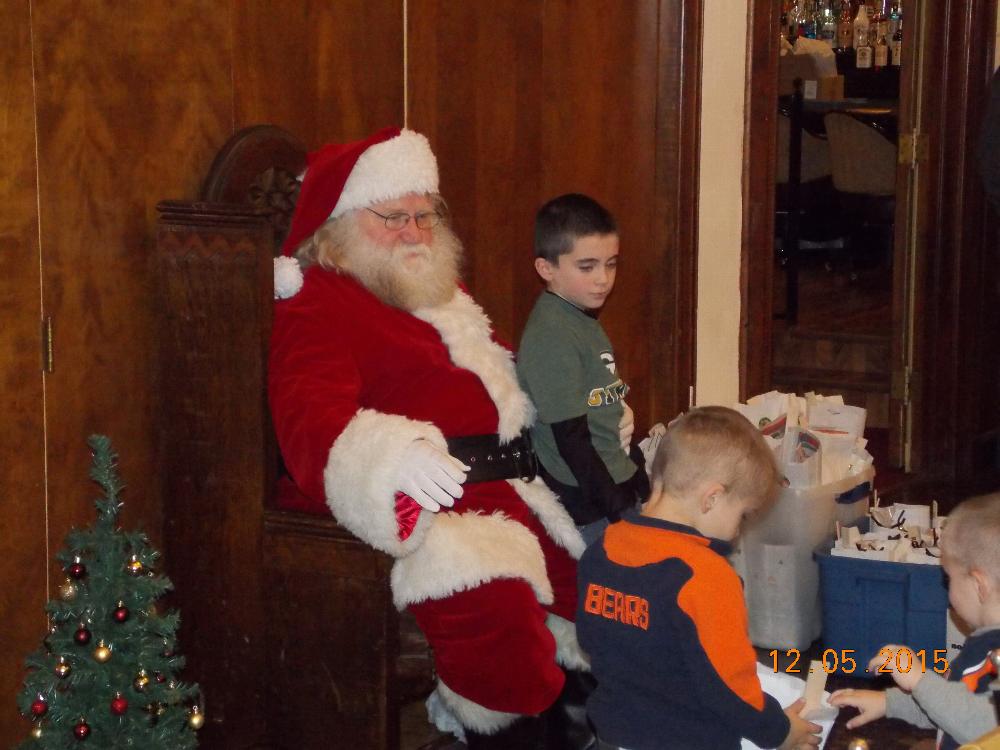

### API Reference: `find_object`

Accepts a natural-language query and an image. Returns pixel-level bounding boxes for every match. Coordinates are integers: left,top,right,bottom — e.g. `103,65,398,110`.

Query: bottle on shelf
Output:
873,0,890,45
854,4,873,68
837,0,855,51
891,14,903,66
799,0,818,39
874,28,889,69
821,0,839,47
888,0,901,38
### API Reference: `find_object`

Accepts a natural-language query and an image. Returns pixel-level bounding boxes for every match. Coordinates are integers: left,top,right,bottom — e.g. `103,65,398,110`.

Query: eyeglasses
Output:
366,207,444,231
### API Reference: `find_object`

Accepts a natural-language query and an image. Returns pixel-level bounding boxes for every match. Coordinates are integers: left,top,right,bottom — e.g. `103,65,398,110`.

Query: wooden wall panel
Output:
540,1,661,428
2,1,702,745
233,0,404,148
0,1,48,741
410,1,676,430
30,1,232,572
409,0,544,341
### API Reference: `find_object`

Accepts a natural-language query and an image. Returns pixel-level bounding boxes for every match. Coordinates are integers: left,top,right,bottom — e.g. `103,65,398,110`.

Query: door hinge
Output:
898,132,929,166
891,366,908,404
891,366,920,405
41,316,54,373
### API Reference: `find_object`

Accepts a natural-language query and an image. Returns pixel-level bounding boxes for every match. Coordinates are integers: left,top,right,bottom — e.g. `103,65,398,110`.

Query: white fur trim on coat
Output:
414,290,535,442
273,255,304,300
546,613,591,671
331,129,439,218
390,510,553,610
432,680,521,734
509,478,586,559
323,408,443,557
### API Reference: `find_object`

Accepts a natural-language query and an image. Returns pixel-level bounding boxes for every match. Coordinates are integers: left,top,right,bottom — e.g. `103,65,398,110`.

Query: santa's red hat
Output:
274,127,440,299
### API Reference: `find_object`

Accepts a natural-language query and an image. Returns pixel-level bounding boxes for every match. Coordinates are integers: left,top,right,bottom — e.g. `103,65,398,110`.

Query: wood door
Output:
0,0,48,741
888,0,927,470
742,0,999,484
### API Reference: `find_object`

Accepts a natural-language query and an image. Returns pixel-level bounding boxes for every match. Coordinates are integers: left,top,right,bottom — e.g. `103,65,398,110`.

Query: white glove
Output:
396,439,469,513
619,401,635,450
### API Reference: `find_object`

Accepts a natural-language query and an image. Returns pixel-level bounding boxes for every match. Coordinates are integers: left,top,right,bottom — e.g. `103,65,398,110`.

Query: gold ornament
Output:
93,641,112,663
847,741,870,750
59,578,77,601
188,706,205,730
127,556,144,576
133,669,150,692
54,658,71,678
30,724,43,739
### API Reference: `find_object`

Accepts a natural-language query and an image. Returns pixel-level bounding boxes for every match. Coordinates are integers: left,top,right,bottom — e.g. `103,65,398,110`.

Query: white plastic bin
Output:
730,466,873,650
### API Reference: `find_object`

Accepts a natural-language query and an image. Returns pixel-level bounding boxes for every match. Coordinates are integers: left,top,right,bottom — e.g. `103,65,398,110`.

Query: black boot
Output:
544,669,597,750
464,714,546,750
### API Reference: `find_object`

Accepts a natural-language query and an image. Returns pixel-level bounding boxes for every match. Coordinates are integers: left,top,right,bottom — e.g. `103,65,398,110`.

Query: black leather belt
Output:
446,430,538,484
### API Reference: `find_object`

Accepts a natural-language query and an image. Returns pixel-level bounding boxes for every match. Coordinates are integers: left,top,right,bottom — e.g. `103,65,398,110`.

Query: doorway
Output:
741,0,1000,496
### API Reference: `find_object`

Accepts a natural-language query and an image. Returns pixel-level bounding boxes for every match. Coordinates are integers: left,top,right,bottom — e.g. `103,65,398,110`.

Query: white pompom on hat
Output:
274,127,440,300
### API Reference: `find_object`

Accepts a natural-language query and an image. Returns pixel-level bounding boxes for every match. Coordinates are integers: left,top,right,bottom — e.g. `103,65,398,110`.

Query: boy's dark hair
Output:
534,193,617,262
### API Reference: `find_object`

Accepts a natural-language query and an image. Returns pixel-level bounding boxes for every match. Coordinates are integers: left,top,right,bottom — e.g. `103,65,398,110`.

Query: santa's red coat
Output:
268,266,585,728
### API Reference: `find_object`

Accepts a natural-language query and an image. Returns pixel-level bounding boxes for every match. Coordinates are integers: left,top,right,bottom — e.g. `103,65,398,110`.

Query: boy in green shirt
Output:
517,193,649,544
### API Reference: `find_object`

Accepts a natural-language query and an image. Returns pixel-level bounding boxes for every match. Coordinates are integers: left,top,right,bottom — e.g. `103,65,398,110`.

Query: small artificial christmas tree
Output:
17,435,203,748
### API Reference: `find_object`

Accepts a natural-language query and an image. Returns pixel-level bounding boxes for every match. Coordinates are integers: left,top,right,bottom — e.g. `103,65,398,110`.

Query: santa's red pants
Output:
408,507,578,716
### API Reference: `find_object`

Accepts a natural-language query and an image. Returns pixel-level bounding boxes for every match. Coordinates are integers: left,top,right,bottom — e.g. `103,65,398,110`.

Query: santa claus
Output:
268,127,600,748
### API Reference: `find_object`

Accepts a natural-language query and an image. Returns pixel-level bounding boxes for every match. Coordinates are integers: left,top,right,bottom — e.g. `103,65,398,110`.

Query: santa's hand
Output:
619,401,635,450
396,439,469,513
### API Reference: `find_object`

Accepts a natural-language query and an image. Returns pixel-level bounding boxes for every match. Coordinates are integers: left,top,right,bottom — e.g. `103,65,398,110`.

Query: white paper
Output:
742,663,838,750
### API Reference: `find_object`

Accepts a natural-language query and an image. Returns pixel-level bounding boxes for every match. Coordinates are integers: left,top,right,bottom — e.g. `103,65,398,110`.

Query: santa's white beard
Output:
334,223,462,311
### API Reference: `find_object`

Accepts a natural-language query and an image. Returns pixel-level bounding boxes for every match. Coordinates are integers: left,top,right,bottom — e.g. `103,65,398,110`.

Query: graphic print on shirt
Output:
600,351,617,375
583,581,650,630
588,350,628,407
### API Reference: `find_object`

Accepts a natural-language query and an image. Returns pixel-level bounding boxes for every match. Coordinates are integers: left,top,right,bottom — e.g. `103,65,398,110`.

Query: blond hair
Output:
650,406,781,506
294,213,355,271
943,492,1000,582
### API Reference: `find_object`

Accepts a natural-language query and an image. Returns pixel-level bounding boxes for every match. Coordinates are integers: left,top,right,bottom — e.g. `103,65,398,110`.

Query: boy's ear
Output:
970,568,994,603
534,257,556,281
698,481,727,514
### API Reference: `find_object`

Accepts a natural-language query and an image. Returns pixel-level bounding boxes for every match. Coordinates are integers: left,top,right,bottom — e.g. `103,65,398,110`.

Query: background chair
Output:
823,111,898,271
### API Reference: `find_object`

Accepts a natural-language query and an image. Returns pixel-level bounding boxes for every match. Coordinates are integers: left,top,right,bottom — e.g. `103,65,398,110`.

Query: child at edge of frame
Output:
830,492,1000,750
576,406,823,750
516,193,650,547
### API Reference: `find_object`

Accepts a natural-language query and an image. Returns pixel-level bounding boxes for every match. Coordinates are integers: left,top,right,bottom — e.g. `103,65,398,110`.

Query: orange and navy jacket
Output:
576,514,790,750
939,627,1000,750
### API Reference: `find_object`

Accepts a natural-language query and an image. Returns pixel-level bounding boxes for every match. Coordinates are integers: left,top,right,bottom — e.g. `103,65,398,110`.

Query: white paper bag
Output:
741,663,838,750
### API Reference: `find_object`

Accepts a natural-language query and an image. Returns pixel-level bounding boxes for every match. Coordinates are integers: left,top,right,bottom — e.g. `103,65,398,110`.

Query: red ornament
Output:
110,694,128,715
67,562,87,579
30,698,47,717
74,627,92,646
112,604,129,623
74,720,90,740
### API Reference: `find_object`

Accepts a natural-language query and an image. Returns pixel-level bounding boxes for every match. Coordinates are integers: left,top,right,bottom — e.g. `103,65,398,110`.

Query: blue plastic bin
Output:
815,548,949,678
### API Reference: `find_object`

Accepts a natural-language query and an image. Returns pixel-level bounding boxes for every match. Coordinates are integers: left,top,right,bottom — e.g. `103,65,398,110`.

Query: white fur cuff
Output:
546,613,591,671
391,510,553,610
510,478,586,559
323,408,444,557
432,680,521,734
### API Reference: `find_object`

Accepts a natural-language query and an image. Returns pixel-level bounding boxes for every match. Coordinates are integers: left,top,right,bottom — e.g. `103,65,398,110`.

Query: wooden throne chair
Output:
156,126,444,750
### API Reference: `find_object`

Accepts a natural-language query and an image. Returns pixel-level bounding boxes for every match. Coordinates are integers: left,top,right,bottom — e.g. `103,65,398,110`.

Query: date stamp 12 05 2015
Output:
770,647,950,675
